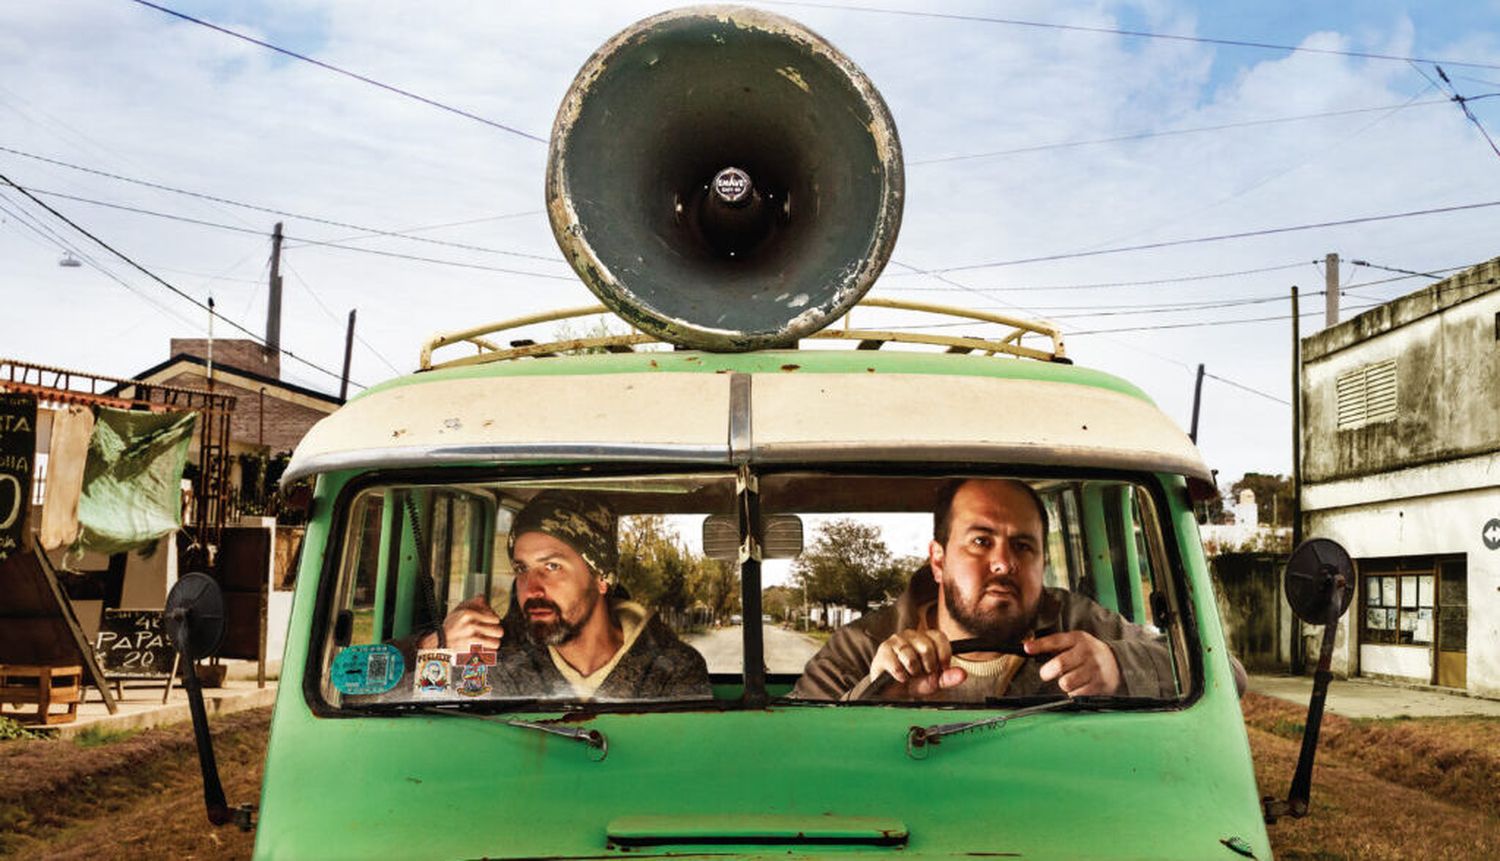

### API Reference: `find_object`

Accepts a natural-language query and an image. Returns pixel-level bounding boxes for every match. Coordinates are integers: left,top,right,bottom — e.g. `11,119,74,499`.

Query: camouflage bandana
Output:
507,490,618,581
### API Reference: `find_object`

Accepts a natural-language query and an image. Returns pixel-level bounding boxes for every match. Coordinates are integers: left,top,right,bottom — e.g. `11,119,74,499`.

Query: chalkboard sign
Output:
95,609,176,678
0,393,36,561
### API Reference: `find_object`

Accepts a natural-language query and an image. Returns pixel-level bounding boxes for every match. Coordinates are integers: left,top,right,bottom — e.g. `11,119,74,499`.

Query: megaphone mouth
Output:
548,6,903,350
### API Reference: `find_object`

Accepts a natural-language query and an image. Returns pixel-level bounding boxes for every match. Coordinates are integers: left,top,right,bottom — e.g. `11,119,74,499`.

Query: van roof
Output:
282,349,1212,492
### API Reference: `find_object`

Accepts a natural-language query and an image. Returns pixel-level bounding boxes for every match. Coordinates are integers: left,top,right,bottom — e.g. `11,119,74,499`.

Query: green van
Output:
163,8,1352,859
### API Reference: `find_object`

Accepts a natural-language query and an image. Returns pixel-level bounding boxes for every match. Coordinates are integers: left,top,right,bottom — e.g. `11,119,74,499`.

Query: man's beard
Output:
523,590,601,647
943,576,1037,646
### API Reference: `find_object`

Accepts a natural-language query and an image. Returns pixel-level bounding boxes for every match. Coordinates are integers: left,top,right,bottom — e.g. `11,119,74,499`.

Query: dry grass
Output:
1243,692,1500,816
2,695,1498,859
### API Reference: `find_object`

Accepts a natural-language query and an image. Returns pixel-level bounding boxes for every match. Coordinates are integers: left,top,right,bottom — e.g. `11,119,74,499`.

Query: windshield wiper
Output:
418,707,609,761
905,696,1163,758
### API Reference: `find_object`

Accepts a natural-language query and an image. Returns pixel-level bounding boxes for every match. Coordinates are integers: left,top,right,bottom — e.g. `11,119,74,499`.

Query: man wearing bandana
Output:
419,490,710,701
792,479,1189,702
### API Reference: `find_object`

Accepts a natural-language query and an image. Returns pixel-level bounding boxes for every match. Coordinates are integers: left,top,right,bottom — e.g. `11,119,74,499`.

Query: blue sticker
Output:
331,644,404,695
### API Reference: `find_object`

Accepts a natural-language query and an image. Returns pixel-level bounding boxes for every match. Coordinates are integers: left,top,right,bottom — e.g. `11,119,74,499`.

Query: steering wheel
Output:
857,637,1028,701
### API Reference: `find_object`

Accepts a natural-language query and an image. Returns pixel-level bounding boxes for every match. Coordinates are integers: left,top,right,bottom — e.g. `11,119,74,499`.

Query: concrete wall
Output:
1302,260,1500,484
1209,552,1291,672
1305,480,1500,697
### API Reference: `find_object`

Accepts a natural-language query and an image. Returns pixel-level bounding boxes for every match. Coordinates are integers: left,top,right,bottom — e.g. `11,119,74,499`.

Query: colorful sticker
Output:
331,643,404,695
455,643,497,698
413,650,454,696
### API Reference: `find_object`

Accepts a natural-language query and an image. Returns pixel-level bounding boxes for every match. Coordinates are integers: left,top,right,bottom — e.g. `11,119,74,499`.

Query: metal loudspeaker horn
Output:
547,6,904,351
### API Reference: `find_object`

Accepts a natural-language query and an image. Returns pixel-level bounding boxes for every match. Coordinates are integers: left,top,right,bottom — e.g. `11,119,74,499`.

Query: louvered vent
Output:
1335,359,1398,430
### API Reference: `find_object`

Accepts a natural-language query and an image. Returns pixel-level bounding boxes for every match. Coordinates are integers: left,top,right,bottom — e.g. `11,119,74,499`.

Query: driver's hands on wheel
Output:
416,595,504,651
869,628,967,698
1025,631,1123,696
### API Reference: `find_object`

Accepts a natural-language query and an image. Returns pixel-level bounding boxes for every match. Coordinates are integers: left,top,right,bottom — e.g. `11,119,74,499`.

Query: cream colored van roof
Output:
283,361,1211,490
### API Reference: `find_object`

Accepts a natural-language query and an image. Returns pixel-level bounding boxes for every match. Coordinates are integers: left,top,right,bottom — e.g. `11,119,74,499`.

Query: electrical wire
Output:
928,199,1500,274
0,191,208,332
0,170,363,390
127,0,546,143
762,2,1500,72
0,144,565,264
17,185,577,281
876,260,1312,288
281,259,404,376
910,99,1451,165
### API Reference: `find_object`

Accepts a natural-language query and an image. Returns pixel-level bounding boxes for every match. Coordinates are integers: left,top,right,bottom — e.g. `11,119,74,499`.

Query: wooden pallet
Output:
0,664,83,725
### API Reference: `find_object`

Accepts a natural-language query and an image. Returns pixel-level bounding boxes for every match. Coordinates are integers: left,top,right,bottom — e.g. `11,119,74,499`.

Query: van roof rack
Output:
418,298,1066,371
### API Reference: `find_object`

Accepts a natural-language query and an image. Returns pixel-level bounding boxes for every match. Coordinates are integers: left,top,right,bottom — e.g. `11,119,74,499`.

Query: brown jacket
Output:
791,571,1178,701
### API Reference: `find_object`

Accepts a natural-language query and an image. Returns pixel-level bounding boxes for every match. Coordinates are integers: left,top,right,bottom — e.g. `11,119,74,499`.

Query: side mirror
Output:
1263,538,1354,824
164,573,254,831
702,514,804,561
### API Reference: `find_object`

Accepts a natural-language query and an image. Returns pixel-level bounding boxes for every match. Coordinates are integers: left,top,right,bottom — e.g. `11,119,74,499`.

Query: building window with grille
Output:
1362,572,1434,645
1336,359,1398,430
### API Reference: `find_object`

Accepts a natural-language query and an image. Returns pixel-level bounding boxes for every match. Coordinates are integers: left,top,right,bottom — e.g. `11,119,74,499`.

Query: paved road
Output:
685,624,823,674
1250,673,1500,718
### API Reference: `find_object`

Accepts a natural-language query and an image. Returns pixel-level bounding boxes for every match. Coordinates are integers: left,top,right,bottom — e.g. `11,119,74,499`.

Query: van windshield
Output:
316,471,1191,710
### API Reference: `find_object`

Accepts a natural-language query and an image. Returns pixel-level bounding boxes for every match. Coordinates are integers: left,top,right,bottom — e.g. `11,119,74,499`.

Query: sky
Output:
3,1,1499,489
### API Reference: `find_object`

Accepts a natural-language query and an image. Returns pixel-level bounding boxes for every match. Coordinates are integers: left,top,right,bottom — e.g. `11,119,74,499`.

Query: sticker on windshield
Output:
413,649,454,696
455,645,497,697
331,643,404,695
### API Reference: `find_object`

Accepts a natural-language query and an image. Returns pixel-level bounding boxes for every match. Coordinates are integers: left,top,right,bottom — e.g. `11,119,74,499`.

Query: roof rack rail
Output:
418,298,1067,371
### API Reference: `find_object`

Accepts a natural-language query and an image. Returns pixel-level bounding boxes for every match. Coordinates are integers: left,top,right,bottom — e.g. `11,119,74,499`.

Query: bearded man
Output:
792,478,1178,702
420,491,710,701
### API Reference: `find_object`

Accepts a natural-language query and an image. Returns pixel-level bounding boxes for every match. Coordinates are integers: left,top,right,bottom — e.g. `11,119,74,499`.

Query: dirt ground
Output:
1,696,1498,859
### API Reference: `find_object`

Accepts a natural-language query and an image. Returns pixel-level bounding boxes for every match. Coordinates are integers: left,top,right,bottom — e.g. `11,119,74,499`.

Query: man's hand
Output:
417,595,504,650
1026,631,1122,696
869,629,967,697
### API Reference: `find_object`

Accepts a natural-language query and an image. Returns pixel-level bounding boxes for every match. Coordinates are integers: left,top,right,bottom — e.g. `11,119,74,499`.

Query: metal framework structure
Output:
0,358,237,556
419,298,1068,371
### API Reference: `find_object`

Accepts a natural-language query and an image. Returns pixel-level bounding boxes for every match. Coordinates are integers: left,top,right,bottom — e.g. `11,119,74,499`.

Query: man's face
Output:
512,531,607,646
930,480,1046,644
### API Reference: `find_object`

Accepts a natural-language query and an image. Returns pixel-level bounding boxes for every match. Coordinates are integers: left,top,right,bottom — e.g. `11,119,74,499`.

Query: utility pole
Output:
339,309,357,402
1189,363,1206,444
266,222,284,363
1291,286,1302,549
1324,252,1339,328
1290,284,1305,675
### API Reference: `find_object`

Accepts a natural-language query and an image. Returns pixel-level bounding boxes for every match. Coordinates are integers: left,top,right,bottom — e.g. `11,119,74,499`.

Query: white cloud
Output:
2,1,1497,485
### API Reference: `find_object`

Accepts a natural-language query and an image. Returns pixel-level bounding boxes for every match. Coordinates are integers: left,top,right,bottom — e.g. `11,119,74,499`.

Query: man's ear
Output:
596,575,610,596
928,540,944,580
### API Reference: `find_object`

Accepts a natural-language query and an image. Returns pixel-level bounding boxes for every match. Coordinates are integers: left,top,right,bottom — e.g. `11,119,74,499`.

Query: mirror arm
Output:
177,648,233,825
1263,570,1347,824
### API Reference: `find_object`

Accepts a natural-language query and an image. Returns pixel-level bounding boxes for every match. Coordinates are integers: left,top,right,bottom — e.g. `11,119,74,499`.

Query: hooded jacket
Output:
791,569,1178,701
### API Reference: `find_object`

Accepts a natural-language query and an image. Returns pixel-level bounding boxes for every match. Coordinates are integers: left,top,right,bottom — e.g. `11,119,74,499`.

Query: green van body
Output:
251,349,1269,860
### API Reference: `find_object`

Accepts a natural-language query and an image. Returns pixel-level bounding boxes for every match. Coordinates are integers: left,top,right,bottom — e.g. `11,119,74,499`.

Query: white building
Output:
1300,256,1500,697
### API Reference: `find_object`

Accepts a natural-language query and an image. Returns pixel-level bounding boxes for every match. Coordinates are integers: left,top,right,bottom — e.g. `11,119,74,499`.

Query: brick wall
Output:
160,370,332,453
171,338,280,381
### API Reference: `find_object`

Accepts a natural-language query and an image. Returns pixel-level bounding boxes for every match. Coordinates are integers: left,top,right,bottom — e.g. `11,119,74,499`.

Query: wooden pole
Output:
1189,363,1206,443
1291,285,1303,549
339,309,357,402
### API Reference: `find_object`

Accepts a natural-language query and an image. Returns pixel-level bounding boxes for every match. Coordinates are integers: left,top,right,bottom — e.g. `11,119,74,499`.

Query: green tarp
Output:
74,407,196,556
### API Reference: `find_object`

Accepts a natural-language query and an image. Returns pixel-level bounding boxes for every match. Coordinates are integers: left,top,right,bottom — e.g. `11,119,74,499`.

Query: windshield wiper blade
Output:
418,707,609,761
905,695,1161,758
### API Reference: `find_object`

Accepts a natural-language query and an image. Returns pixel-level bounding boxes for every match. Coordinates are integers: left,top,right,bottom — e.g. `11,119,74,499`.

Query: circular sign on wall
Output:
1483,518,1500,551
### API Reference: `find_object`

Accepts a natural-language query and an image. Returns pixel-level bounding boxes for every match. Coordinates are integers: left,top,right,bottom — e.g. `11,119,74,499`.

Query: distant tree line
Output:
617,515,739,628
787,519,918,627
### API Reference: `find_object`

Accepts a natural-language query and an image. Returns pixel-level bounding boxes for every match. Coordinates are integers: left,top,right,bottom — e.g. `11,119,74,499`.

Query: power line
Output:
876,260,1312,288
910,99,1451,165
18,185,577,281
929,199,1500,274
763,2,1500,71
0,171,362,390
0,191,209,332
281,259,404,377
0,144,565,264
127,0,547,143
1434,66,1500,160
